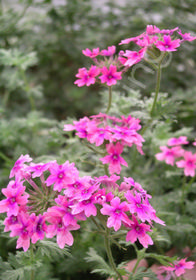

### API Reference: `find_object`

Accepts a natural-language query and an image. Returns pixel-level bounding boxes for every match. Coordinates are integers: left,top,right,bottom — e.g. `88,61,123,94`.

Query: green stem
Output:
104,164,109,176
131,258,141,275
19,68,35,111
30,245,35,280
150,53,167,117
181,176,195,214
90,216,104,232
0,151,12,163
3,90,10,108
105,86,112,114
150,61,162,117
104,228,123,280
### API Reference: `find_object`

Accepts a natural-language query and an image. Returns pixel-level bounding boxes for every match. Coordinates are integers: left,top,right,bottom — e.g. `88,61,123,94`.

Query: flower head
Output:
99,65,122,86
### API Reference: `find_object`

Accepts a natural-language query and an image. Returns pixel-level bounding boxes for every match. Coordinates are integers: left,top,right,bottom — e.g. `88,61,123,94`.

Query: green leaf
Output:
131,268,158,280
145,253,177,266
85,248,114,277
37,239,71,260
0,49,38,70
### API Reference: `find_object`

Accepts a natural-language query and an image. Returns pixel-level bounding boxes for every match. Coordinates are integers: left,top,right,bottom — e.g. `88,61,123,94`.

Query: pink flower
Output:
155,146,184,166
0,184,29,216
159,258,195,278
136,35,158,48
64,177,91,198
45,208,80,248
74,66,100,87
55,195,84,225
86,125,111,146
174,258,195,277
28,162,50,178
30,213,47,244
119,34,144,45
10,154,32,179
125,191,153,223
146,25,161,35
101,197,130,231
82,47,100,58
94,175,120,191
167,136,189,146
4,215,19,232
123,48,146,67
126,215,153,248
176,151,196,177
100,142,128,174
99,65,122,86
178,30,196,42
193,139,196,146
160,27,179,35
70,196,97,218
45,161,79,192
100,46,116,56
155,35,181,51
10,212,33,252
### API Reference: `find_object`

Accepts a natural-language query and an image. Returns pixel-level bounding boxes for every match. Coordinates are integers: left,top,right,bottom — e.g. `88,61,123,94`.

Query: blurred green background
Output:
0,0,196,279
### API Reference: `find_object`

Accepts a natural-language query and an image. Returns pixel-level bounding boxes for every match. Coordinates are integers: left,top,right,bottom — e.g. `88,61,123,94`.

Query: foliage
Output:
0,0,196,280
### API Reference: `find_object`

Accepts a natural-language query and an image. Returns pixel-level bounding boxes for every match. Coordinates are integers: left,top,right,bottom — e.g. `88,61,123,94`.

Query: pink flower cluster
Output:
157,258,195,279
0,154,164,251
155,136,196,177
75,25,196,87
64,113,144,174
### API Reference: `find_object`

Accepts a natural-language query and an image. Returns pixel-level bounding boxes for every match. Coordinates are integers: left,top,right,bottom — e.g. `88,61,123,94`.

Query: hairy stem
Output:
150,61,162,117
106,86,112,114
30,245,35,280
19,68,35,111
104,227,123,280
150,53,166,117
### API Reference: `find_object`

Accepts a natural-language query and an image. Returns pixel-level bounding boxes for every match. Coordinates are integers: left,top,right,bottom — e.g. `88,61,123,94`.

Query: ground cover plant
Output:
0,22,196,280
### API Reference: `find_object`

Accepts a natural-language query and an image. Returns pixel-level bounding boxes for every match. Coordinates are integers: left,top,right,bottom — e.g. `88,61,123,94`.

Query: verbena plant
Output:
0,25,195,280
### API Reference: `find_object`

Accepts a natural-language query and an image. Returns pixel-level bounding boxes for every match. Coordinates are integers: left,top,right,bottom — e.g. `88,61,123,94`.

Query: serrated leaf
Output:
131,268,158,280
37,239,71,260
85,248,114,277
145,253,177,266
